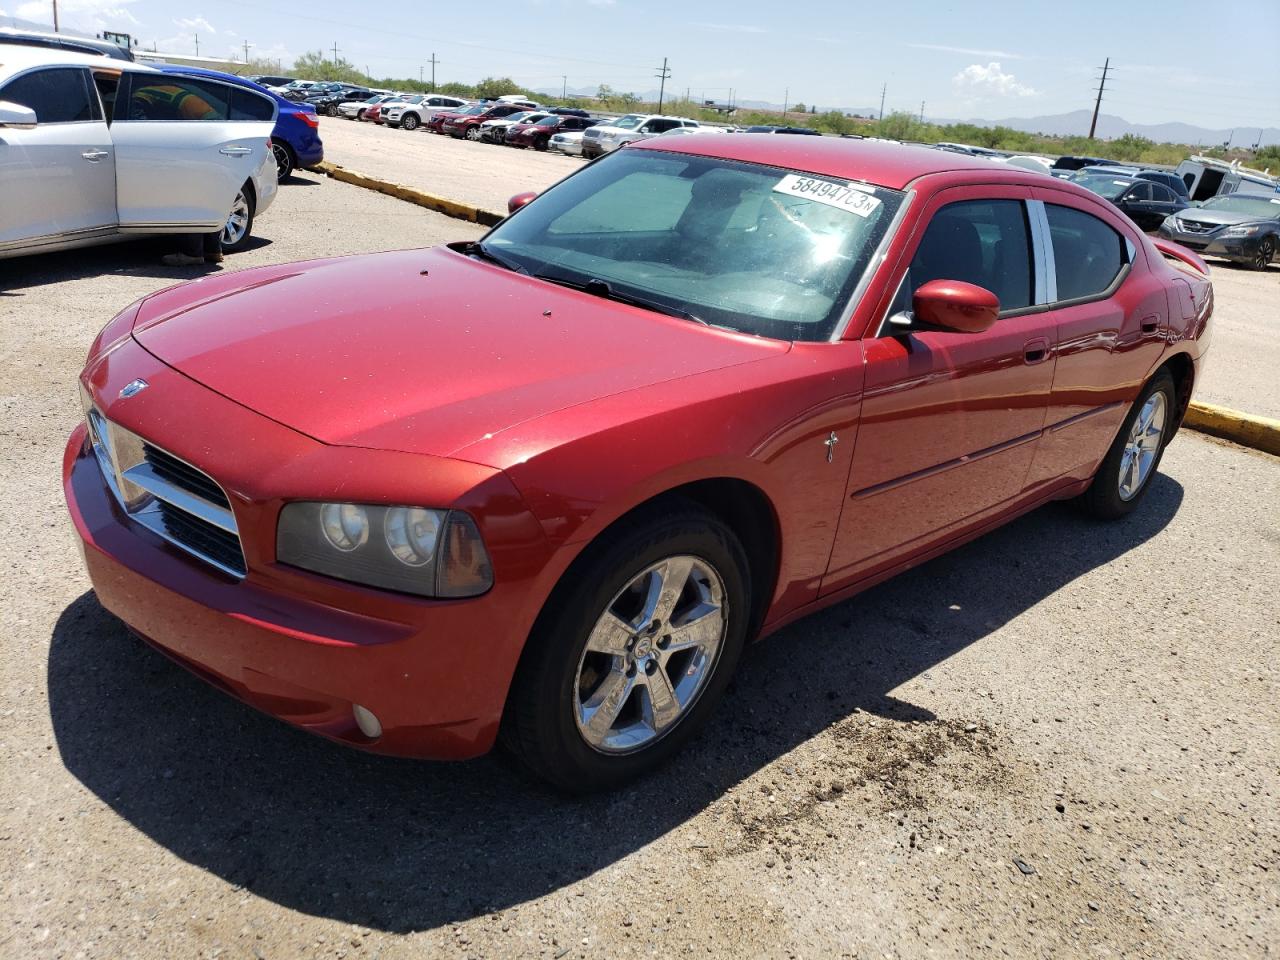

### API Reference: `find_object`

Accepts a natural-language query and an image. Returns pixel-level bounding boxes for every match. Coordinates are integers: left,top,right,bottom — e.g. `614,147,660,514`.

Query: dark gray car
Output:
1157,193,1280,270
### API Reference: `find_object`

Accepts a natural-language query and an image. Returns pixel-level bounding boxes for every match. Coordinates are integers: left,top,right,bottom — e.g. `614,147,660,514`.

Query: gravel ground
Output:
314,117,1280,419
1,173,1278,960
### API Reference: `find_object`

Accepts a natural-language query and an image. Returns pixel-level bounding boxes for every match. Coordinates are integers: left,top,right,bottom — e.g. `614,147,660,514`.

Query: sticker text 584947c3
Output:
772,174,882,218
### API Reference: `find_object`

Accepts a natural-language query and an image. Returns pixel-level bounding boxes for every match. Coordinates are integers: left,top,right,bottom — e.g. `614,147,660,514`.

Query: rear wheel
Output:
220,183,254,253
503,506,750,792
1079,371,1175,519
400,112,420,131
534,135,549,151
271,141,295,182
1249,237,1275,270
465,126,482,141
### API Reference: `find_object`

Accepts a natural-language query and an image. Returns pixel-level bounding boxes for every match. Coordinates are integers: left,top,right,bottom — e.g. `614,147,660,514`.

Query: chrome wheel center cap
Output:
632,637,653,659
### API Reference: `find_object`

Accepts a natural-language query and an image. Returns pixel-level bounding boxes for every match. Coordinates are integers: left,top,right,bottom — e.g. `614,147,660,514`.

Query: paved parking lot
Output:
1,173,1277,959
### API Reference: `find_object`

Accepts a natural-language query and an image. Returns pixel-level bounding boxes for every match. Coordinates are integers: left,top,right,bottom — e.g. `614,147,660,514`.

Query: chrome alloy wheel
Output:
222,190,250,247
1118,391,1167,500
573,555,727,755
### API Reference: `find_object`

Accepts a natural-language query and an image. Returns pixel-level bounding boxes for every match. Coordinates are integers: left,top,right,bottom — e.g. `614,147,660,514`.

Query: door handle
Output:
1023,338,1050,365
1141,316,1160,334
218,146,252,156
82,149,109,161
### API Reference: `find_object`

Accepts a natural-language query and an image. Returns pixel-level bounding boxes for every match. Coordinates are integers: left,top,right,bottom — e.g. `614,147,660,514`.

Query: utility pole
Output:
242,40,251,64
1088,57,1110,140
193,33,199,56
52,0,59,32
428,52,439,92
919,101,925,123
419,65,423,84
562,75,567,99
331,41,340,66
782,87,788,117
879,83,886,121
654,57,670,112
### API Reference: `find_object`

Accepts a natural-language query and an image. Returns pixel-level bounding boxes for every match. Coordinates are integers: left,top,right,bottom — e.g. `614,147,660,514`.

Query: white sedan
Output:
0,45,277,259
383,94,470,131
548,129,588,156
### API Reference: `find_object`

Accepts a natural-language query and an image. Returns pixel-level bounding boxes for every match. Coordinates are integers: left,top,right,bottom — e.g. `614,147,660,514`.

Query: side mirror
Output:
912,279,1000,333
0,101,37,129
507,191,537,214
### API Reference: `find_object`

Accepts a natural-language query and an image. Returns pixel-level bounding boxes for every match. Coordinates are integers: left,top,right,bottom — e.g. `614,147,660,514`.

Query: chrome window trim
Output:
1027,199,1057,304
0,65,102,125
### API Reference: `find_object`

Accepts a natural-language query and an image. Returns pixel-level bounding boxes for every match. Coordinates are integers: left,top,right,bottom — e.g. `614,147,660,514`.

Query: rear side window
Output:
230,88,274,121
904,199,1034,312
0,67,95,123
1045,204,1127,302
1150,183,1176,203
124,76,230,121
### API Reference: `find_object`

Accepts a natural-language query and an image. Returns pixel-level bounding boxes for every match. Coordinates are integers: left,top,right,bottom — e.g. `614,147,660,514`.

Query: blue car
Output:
153,63,324,182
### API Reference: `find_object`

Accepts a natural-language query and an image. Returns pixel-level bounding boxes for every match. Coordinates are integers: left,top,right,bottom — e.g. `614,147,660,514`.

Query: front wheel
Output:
465,126,481,141
534,135,549,151
400,113,420,131
503,506,751,792
1249,237,1275,270
220,183,255,253
1079,371,1175,519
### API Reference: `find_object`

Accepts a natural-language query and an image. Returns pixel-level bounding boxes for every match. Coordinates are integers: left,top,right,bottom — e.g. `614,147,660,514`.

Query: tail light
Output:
296,111,319,129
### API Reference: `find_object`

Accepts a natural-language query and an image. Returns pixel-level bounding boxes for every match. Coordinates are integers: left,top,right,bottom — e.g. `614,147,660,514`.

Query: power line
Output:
1088,57,1110,140
654,57,670,112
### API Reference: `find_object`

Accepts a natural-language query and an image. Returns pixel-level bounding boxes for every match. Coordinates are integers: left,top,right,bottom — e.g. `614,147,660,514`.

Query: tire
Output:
465,126,481,141
327,104,340,117
1248,237,1275,271
354,109,366,121
502,504,751,792
271,141,295,182
400,112,420,132
1078,371,1176,520
220,182,254,254
534,135,549,151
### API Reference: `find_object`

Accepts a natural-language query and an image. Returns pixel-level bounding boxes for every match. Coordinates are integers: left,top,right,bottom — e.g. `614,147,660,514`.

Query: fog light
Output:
352,704,382,739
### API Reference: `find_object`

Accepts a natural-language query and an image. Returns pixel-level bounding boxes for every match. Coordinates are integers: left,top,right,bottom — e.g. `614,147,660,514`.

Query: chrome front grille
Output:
1176,219,1220,235
84,406,246,578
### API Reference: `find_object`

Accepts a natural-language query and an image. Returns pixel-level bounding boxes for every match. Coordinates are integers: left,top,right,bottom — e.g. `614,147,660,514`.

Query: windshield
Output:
458,104,487,116
1075,176,1133,200
535,116,561,127
482,149,905,341
1200,195,1280,219
610,114,645,130
501,111,533,123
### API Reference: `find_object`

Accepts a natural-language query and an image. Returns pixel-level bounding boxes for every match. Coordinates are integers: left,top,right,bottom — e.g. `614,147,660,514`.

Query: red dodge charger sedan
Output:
65,137,1213,791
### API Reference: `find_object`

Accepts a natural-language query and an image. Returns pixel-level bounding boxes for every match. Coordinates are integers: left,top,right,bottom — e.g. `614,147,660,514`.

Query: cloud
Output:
911,43,1027,60
174,15,215,35
691,22,766,34
15,0,137,31
952,62,1037,98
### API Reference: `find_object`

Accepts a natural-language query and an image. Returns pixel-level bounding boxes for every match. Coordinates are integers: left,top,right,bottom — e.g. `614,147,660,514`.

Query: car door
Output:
0,66,116,249
109,72,273,231
1117,181,1160,230
822,188,1056,593
1147,183,1182,226
1024,193,1171,485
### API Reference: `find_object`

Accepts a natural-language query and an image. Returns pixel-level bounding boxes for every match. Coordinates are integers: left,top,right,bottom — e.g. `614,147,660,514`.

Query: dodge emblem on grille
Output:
119,378,149,399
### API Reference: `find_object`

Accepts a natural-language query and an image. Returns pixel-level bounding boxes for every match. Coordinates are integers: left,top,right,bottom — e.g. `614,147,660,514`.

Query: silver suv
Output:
581,114,699,158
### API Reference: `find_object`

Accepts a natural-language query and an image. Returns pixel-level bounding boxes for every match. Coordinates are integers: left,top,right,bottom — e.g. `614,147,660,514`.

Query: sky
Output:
4,0,1278,131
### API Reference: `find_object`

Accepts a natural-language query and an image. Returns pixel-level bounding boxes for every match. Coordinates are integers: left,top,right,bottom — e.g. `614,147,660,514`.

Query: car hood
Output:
131,247,788,461
1176,208,1274,227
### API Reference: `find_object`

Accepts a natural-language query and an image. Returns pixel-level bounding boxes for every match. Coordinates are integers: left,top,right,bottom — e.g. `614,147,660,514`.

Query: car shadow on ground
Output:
48,476,1183,933
0,237,272,292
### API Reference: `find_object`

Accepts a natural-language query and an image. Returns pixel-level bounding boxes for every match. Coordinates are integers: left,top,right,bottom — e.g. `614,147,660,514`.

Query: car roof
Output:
153,63,299,107
0,27,133,60
632,133,1027,190
0,42,155,79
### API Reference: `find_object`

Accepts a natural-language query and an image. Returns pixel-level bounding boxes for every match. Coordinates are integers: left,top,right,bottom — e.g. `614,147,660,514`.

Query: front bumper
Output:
63,342,556,760
1157,225,1266,263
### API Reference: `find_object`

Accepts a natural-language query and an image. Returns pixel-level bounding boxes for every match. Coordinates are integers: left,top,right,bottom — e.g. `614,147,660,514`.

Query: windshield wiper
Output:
463,241,527,274
534,274,707,325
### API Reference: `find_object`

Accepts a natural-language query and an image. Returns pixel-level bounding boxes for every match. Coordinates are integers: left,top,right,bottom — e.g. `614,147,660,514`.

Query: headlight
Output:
277,502,493,598
1222,224,1261,238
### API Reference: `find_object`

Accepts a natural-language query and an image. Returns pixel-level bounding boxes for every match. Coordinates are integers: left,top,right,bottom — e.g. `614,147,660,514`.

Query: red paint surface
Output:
64,140,1212,759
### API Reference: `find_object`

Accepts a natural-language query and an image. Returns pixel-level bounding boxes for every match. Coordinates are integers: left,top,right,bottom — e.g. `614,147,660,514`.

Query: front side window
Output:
1045,204,1127,302
483,150,905,341
0,67,94,123
898,199,1034,315
124,76,230,121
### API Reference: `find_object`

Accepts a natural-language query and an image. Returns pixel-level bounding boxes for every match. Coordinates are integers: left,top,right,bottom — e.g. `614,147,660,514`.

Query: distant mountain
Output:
927,109,1279,148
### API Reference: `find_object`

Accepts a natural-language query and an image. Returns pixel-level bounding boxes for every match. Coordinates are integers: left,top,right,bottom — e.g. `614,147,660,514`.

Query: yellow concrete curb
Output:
312,161,505,227
1184,402,1280,457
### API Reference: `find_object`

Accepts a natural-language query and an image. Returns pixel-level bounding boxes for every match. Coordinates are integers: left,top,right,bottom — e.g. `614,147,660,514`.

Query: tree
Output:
618,91,639,106
474,76,521,99
597,83,615,101
793,102,806,114
291,49,365,84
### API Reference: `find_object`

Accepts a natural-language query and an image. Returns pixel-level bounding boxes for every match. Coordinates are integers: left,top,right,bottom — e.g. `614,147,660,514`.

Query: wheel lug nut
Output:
645,660,657,675
626,663,637,677
658,635,671,649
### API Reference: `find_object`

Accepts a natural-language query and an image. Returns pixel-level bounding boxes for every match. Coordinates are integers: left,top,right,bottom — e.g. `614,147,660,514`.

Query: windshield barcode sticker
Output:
773,174,882,218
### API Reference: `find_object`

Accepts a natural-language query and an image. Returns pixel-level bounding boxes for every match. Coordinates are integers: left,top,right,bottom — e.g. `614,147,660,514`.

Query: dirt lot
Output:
1,173,1277,960
315,116,1280,419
